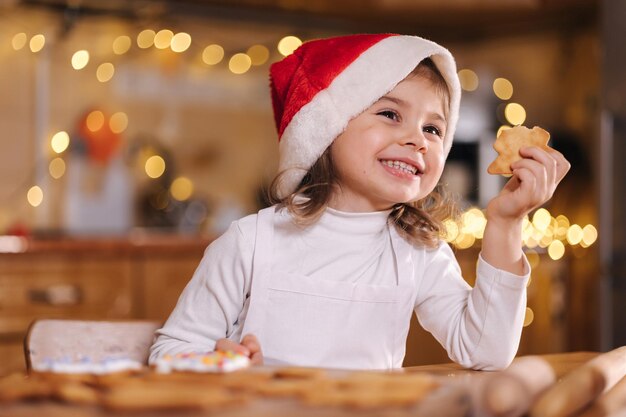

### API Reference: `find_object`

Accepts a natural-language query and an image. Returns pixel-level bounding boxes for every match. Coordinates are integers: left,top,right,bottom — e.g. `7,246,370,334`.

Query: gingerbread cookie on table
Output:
488,125,551,175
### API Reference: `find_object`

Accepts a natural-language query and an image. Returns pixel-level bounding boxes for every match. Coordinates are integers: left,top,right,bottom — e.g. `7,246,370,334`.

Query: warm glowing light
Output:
443,219,459,242
582,224,598,246
96,62,115,82
458,69,479,92
202,44,224,65
171,177,194,201
532,208,551,231
109,112,128,134
461,208,486,239
86,111,105,132
137,29,155,49
525,236,539,249
523,308,534,327
493,78,513,100
171,32,191,53
454,233,475,249
277,36,302,56
497,125,512,138
12,33,27,50
145,155,166,178
539,234,554,248
50,131,70,153
504,103,526,126
548,240,565,260
49,158,66,179
154,29,174,49
71,50,90,70
555,215,570,240
567,224,584,245
229,53,252,74
27,186,43,207
112,35,131,55
247,44,269,65
29,34,45,52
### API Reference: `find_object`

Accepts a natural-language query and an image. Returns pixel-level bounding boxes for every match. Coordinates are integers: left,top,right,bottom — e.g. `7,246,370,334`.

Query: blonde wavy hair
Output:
268,58,459,248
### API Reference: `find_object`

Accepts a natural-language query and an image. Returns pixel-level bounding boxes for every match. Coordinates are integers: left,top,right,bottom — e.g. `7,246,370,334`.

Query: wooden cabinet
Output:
134,254,203,320
0,236,209,376
0,254,134,335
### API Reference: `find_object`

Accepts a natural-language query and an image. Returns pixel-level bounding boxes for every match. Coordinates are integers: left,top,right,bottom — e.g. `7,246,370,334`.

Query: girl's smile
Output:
379,158,424,178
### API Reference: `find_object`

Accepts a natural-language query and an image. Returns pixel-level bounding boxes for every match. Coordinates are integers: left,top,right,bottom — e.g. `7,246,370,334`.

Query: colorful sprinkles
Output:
154,351,250,374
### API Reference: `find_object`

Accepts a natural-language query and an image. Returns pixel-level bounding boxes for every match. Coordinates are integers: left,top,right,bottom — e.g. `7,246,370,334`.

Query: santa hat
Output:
270,33,461,198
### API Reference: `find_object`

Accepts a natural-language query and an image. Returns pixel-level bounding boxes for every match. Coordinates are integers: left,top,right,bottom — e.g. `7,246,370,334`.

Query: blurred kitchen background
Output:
0,0,624,374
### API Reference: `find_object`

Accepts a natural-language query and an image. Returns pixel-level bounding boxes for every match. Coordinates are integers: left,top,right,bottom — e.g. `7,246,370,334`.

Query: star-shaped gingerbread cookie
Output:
487,125,551,175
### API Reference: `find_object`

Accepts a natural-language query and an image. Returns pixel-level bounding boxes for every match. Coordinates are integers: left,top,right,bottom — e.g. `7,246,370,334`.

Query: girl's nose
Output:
402,128,428,153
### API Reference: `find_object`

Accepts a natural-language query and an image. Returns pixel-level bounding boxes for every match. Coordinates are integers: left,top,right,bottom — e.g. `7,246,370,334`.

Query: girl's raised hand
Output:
215,334,264,365
486,146,570,222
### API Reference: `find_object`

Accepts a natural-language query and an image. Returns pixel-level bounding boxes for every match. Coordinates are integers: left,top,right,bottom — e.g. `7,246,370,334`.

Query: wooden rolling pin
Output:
577,375,626,417
530,346,626,417
476,356,557,417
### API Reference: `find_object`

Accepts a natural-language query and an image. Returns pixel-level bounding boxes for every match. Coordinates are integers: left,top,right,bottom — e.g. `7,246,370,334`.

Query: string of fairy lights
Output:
7,26,597,269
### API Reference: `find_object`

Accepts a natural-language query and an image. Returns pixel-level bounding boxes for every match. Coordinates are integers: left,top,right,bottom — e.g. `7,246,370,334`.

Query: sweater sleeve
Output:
414,242,529,370
148,219,254,363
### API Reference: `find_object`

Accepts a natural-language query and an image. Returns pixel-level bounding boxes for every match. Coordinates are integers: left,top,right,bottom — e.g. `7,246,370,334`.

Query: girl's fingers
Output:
512,167,539,204
546,147,571,184
241,334,261,354
516,147,557,188
216,335,263,365
215,338,250,356
241,334,264,365
511,157,548,200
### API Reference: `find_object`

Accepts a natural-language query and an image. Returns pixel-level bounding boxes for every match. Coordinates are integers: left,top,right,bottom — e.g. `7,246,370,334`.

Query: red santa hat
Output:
270,33,461,198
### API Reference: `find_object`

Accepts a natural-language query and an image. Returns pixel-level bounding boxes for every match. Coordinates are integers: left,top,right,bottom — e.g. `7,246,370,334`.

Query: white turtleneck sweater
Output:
150,206,529,370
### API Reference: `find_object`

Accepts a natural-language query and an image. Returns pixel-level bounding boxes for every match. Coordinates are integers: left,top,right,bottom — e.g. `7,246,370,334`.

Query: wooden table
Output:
0,352,600,417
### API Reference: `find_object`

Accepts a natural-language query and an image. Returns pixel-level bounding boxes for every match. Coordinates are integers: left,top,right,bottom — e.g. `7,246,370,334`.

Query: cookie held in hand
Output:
488,126,551,175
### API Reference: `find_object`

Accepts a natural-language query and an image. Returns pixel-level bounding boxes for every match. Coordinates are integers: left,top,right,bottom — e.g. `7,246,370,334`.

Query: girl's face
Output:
328,74,448,212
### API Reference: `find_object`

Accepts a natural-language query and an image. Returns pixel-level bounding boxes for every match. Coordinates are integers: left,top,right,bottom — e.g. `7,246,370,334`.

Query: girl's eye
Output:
377,110,399,121
424,125,443,138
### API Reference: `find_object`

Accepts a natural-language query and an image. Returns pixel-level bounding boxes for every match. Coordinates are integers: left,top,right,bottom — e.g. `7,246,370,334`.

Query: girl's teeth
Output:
382,160,417,175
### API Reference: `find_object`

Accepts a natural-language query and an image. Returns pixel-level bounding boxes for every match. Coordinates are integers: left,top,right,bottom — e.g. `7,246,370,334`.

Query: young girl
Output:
149,34,570,370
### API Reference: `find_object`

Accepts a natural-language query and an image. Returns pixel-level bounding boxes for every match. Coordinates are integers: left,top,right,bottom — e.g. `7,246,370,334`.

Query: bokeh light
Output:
145,155,166,178
493,78,513,100
86,111,105,132
171,177,194,201
50,131,70,154
12,33,27,50
96,63,115,82
71,50,90,70
229,53,252,74
27,186,43,207
458,69,479,91
171,32,192,53
548,240,565,260
49,158,66,179
277,36,302,56
29,34,45,52
154,29,174,49
504,103,526,125
247,44,269,65
109,112,128,134
112,35,131,55
202,44,224,65
137,29,155,49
